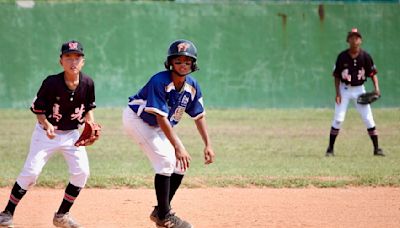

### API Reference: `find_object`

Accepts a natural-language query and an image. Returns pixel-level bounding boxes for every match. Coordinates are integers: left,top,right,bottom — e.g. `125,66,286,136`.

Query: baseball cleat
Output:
150,206,177,224
325,147,334,157
152,210,193,228
53,212,83,228
373,148,385,156
150,206,158,223
0,211,13,227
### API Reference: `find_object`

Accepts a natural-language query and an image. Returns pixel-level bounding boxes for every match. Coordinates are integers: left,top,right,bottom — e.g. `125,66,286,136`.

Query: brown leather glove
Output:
74,121,101,147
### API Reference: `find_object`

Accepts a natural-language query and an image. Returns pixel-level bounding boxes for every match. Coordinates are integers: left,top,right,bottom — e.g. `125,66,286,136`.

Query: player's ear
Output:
191,62,198,72
165,56,175,70
164,60,171,70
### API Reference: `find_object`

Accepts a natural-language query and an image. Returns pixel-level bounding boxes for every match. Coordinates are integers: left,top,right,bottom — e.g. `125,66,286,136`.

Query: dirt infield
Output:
1,187,399,228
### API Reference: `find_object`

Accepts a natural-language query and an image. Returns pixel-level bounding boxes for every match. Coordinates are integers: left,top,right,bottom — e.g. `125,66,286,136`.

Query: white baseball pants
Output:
122,107,185,176
16,123,90,190
331,82,375,129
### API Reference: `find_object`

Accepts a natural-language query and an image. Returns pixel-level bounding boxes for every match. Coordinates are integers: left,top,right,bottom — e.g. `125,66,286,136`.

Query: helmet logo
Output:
177,42,190,52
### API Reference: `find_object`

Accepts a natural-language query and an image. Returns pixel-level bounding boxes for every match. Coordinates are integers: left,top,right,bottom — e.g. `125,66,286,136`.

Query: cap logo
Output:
177,42,190,52
351,28,358,33
68,42,79,50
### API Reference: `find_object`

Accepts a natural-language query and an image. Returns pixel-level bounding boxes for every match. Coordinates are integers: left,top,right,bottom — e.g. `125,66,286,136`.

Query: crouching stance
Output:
0,40,98,228
123,40,215,228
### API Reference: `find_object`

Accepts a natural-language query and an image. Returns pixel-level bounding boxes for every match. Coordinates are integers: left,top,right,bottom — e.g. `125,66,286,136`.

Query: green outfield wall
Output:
0,2,399,108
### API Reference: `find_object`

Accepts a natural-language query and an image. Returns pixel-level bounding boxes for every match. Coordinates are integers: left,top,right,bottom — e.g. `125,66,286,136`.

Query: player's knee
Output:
154,157,175,176
173,169,186,175
16,175,38,190
156,172,172,177
332,119,344,129
69,170,90,188
363,119,375,129
361,116,375,129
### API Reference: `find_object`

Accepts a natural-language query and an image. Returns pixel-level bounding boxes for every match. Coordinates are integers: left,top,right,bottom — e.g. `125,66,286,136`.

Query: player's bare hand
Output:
44,121,56,139
374,89,381,97
335,95,341,104
175,146,191,171
204,146,215,165
37,115,56,139
45,125,56,139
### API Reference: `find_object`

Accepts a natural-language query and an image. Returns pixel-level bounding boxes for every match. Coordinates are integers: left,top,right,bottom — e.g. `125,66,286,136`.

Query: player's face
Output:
171,56,193,76
60,53,85,75
347,35,362,48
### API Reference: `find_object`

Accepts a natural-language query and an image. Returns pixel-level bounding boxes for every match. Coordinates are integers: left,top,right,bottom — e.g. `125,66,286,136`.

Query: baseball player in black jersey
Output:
0,40,97,228
325,28,384,157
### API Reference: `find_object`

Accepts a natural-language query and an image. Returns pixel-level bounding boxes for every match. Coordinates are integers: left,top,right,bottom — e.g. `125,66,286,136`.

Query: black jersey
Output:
31,72,96,130
333,49,377,86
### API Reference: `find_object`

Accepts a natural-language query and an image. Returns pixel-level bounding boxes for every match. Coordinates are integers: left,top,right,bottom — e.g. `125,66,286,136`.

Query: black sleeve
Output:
30,77,51,114
364,52,378,77
86,78,96,111
332,53,342,78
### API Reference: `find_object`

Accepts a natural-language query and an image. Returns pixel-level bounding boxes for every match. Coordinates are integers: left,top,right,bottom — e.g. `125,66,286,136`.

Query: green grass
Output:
0,108,399,188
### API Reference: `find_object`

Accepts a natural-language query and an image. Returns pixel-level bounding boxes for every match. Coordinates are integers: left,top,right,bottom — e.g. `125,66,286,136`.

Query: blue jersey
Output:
128,71,205,127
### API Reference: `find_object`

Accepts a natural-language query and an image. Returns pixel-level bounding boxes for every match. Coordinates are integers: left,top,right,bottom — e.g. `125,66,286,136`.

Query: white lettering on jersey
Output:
357,67,366,81
52,104,62,122
71,104,85,122
341,69,351,82
182,95,189,105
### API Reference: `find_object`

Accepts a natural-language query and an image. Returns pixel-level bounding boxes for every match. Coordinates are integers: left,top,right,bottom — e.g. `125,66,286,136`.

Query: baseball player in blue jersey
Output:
123,39,215,228
325,28,384,157
0,40,98,228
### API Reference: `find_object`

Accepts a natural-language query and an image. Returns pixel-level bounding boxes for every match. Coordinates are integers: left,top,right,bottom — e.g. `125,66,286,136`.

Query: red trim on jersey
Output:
30,107,46,114
369,69,377,77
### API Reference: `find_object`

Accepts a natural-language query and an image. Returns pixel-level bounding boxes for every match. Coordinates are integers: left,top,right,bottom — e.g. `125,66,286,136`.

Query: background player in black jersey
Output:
325,28,384,157
0,40,97,228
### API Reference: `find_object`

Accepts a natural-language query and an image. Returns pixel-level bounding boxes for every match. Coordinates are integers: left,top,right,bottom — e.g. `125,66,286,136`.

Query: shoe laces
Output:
0,211,12,220
56,213,80,227
165,213,184,227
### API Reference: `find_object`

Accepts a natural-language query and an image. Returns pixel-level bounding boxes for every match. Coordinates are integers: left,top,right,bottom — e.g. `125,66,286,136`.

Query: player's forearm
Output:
156,114,184,150
84,110,95,123
36,114,52,129
36,114,56,138
195,116,212,147
334,77,341,95
371,75,380,92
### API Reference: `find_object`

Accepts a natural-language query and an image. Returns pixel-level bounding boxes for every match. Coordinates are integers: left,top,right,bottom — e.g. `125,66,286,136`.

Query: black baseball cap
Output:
347,28,362,40
60,40,84,56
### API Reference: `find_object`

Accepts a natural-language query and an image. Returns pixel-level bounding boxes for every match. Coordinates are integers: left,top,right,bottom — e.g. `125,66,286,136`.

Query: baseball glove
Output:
357,92,381,105
74,121,101,147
